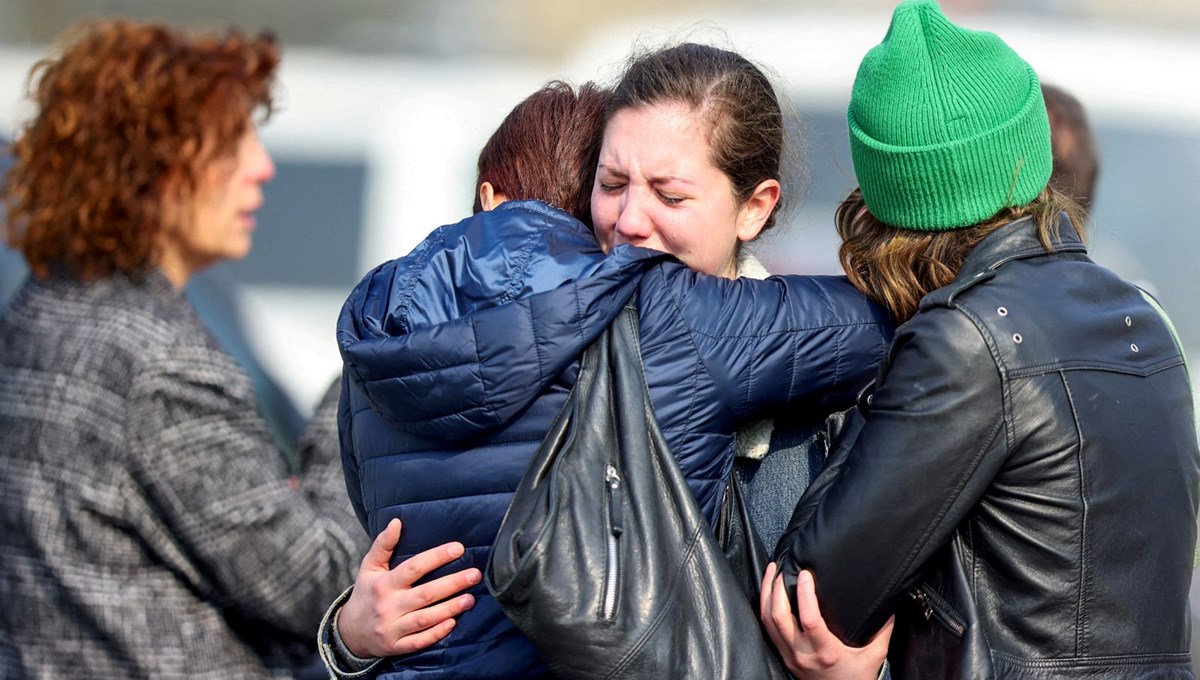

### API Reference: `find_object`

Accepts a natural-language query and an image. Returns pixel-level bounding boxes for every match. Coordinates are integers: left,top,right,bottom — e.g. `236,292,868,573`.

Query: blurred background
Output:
1,0,1198,651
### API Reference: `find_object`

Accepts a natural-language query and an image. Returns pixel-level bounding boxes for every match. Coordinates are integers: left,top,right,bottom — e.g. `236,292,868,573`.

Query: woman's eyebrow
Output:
650,174,697,188
596,164,627,178
596,165,697,188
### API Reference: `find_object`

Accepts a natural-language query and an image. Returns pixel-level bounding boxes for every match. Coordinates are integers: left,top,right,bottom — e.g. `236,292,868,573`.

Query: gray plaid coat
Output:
0,272,365,679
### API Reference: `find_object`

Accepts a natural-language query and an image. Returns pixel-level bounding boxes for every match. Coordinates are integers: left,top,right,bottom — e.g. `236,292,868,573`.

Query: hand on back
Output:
337,518,480,658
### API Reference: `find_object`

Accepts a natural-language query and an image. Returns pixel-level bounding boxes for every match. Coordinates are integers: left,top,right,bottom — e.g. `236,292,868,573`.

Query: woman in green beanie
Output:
765,1,1199,678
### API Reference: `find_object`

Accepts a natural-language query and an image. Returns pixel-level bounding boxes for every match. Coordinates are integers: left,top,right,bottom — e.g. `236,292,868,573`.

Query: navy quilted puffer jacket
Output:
336,200,892,679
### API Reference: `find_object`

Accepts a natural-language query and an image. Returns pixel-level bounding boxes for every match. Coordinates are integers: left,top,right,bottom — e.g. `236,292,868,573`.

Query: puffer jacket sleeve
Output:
644,261,893,421
773,307,1007,646
127,341,366,640
336,370,370,531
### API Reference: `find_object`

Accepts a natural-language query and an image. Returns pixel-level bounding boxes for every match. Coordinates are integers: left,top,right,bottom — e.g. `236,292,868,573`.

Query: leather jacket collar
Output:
923,213,1087,312
960,212,1086,276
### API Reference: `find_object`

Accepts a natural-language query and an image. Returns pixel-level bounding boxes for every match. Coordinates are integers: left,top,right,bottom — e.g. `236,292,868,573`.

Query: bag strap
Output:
716,470,770,604
616,302,772,605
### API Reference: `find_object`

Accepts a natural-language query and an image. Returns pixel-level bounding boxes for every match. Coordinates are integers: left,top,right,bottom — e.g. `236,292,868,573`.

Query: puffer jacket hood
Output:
338,200,664,441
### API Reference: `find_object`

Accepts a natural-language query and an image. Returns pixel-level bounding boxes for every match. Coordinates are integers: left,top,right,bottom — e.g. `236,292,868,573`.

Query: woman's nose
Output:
251,140,276,184
243,132,276,184
613,193,654,243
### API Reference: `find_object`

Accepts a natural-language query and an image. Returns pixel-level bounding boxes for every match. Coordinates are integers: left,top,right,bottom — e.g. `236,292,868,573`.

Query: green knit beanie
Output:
849,0,1052,230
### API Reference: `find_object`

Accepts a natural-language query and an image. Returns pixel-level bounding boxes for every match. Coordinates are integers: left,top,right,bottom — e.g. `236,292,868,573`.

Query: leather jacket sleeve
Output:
774,306,1007,646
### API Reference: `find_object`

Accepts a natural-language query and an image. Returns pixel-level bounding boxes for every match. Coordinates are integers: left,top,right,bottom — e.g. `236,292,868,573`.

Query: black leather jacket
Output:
776,215,1199,679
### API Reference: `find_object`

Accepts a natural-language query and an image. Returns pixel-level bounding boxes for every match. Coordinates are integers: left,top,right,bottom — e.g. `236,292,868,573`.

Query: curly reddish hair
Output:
1,20,279,282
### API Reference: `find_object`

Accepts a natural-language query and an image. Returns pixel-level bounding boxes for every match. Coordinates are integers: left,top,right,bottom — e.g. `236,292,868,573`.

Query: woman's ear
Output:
478,182,508,212
157,171,186,234
736,179,781,242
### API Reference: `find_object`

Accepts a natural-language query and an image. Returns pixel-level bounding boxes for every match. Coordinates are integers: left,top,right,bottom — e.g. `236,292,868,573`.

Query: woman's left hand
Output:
760,563,894,680
337,518,479,658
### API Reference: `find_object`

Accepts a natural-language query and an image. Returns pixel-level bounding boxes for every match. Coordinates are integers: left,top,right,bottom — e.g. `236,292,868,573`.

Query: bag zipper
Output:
911,587,966,637
601,464,623,620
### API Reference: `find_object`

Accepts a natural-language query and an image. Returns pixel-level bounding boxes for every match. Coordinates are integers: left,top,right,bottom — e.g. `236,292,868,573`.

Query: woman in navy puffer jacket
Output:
335,46,893,679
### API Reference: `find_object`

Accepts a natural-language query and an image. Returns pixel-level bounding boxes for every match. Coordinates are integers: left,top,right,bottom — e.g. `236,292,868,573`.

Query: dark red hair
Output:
472,81,609,224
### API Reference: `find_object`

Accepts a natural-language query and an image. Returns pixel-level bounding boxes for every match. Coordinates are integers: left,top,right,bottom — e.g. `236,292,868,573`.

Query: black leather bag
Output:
716,464,772,606
486,305,791,679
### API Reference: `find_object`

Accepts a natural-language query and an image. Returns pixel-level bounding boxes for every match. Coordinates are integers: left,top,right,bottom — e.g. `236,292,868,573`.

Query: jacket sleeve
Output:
334,370,370,531
647,263,893,420
128,341,367,639
773,307,1008,646
317,586,384,679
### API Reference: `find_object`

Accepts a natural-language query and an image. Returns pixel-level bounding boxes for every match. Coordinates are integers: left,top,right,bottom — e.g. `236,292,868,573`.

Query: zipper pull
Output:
606,464,623,537
911,589,933,621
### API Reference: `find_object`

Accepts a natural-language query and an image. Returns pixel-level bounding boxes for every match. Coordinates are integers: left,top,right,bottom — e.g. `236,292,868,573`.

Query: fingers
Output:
340,529,480,658
390,540,467,588
760,564,790,654
794,571,834,643
384,585,478,655
760,567,895,679
759,562,777,624
768,571,801,646
372,562,477,627
401,567,483,612
346,566,480,658
796,570,849,667
765,569,811,677
360,518,403,572
759,563,787,651
395,590,477,640
374,566,480,645
393,618,457,656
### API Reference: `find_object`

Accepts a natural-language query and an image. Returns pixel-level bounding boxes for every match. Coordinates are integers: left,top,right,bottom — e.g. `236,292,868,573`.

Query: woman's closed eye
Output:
656,191,685,206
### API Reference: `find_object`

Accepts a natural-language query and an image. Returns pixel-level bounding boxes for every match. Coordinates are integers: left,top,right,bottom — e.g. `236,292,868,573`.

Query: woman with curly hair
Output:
0,21,377,679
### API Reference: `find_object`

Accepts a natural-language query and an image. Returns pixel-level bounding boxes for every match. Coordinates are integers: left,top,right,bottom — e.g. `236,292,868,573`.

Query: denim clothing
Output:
737,418,827,553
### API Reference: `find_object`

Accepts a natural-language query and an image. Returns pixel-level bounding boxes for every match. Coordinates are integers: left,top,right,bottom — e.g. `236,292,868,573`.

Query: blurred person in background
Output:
331,43,893,679
0,158,307,462
0,250,20,315
1042,82,1100,219
766,2,1197,677
0,21,368,679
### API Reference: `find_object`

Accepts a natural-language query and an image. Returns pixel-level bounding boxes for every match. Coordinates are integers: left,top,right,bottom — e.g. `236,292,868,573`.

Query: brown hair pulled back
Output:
473,81,609,225
2,20,278,282
608,43,785,233
836,187,1087,324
